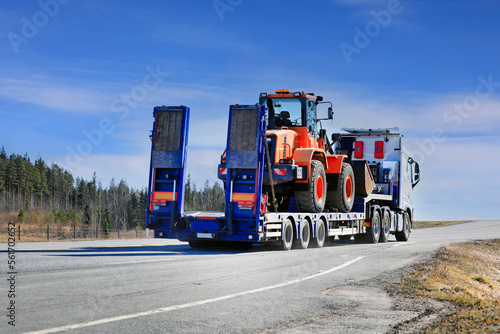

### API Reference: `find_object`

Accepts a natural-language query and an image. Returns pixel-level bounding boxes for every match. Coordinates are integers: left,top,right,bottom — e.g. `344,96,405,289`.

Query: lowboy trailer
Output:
145,93,420,250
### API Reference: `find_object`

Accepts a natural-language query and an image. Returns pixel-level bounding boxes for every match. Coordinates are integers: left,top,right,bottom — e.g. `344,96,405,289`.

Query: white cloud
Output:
410,136,500,220
0,78,109,113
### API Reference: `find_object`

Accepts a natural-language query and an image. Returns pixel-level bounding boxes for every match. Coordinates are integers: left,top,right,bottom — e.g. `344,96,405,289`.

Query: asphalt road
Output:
2,220,500,334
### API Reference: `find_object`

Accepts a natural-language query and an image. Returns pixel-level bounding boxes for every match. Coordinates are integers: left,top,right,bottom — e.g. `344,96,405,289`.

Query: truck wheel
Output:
311,219,326,248
326,163,355,213
380,209,391,243
367,210,381,243
295,160,326,213
395,212,411,241
281,219,294,251
293,220,310,249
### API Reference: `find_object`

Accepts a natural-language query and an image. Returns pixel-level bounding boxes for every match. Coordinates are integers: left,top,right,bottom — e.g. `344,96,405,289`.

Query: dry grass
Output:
0,210,147,243
396,240,500,333
413,221,472,229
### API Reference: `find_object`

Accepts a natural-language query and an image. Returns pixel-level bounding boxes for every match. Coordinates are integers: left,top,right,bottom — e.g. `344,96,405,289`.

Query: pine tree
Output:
103,207,112,237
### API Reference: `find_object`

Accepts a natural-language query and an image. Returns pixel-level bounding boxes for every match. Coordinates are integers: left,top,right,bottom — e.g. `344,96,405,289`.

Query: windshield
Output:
262,98,302,127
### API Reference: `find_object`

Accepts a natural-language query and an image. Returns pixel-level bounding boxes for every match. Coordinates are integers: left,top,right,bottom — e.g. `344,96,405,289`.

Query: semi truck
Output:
145,90,420,250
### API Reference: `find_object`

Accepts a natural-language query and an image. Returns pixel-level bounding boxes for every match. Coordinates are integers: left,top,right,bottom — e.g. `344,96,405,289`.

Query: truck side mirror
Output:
412,161,420,187
328,107,333,119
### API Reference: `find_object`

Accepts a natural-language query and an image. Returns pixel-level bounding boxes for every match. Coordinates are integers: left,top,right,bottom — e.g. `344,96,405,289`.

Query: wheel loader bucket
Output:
351,160,375,196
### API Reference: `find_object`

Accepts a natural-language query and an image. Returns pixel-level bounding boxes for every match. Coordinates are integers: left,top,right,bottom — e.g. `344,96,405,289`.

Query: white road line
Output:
24,256,364,334
393,241,414,247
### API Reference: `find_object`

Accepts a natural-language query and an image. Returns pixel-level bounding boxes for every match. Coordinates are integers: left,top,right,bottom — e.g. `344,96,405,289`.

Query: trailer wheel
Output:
281,219,294,251
295,160,326,213
326,163,355,213
293,220,310,249
311,219,326,248
380,209,391,243
395,212,411,241
367,210,381,243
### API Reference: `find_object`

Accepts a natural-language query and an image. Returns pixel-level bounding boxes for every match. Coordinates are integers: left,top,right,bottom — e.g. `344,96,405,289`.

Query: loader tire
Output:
326,163,355,213
295,160,326,213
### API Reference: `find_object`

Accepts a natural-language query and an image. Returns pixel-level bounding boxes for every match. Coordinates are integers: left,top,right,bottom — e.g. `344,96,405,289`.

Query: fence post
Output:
118,227,120,238
47,225,50,241
96,224,98,239
18,225,21,242
136,227,138,238
73,225,76,239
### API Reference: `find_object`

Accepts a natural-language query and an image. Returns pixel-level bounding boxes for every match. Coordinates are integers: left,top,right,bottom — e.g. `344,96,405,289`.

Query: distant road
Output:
2,220,499,334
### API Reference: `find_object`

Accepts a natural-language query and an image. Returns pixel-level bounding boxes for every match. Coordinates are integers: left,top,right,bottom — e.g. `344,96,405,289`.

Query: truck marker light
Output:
375,141,384,159
354,141,363,159
364,222,371,227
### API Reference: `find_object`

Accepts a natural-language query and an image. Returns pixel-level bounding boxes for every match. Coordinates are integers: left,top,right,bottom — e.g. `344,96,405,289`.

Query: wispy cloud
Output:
0,78,109,113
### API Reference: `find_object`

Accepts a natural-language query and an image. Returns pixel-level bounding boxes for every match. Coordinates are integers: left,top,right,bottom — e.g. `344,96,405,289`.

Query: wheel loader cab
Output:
259,89,319,133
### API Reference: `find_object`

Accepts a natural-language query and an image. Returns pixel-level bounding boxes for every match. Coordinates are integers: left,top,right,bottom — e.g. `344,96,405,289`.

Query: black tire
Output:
366,210,381,244
281,219,294,251
326,163,355,213
380,209,391,243
293,220,310,249
311,219,326,248
338,235,352,241
395,211,411,241
295,160,326,213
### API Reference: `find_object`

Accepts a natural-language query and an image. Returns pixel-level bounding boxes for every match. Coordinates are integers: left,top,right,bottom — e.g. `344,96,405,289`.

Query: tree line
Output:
0,147,224,231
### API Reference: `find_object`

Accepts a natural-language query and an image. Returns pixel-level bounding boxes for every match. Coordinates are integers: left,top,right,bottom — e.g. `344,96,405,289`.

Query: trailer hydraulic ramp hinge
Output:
224,104,266,233
145,106,190,233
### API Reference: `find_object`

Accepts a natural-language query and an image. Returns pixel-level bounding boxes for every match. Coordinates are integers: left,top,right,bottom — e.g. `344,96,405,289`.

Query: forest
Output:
0,147,224,233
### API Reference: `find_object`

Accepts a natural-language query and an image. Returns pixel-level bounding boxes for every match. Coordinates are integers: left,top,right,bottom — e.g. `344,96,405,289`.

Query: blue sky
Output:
1,0,499,220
